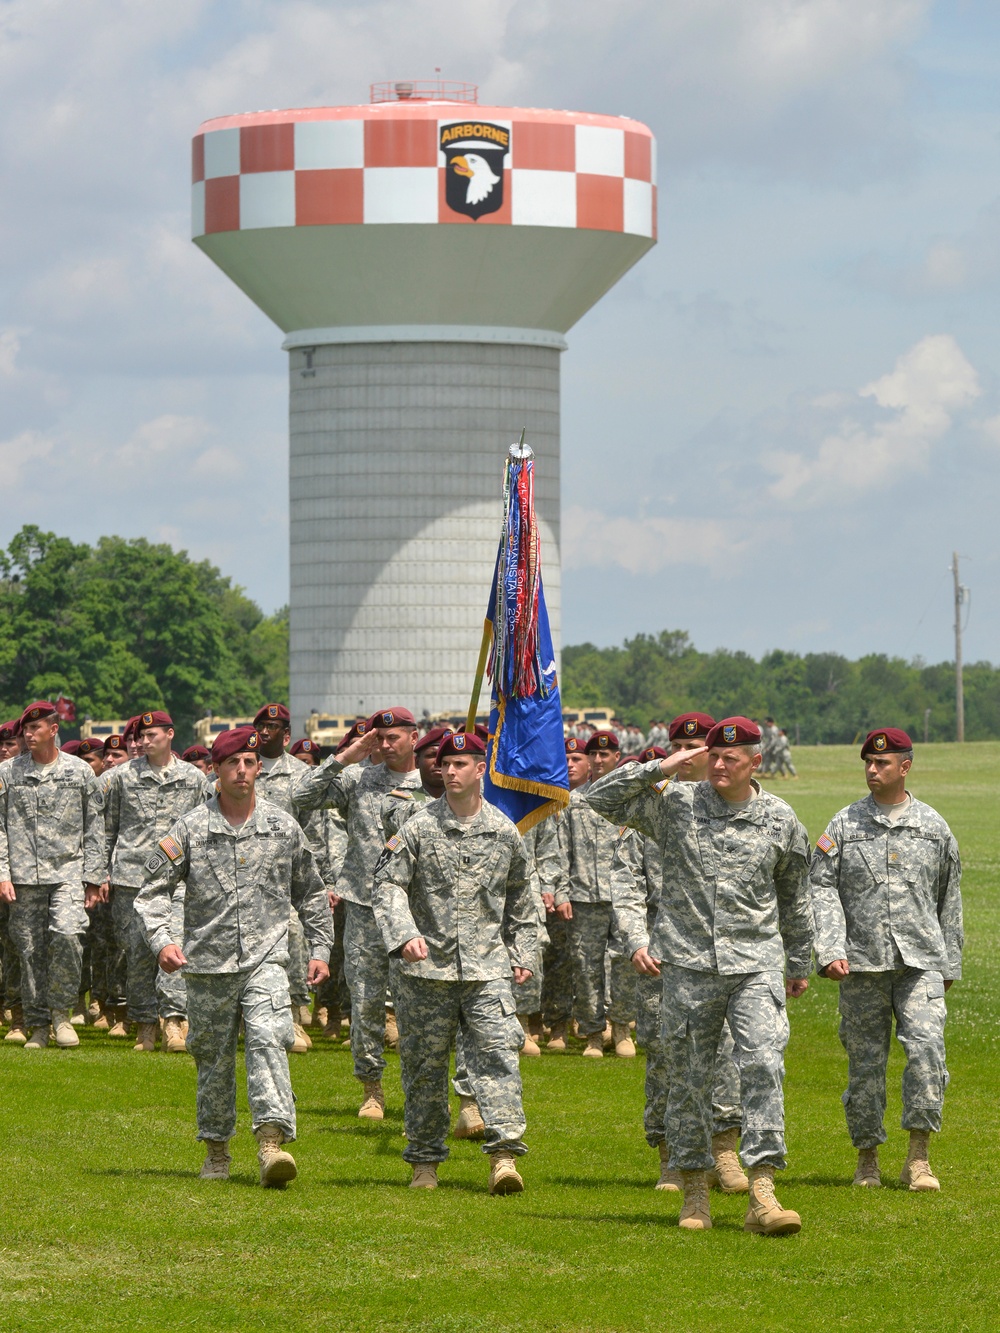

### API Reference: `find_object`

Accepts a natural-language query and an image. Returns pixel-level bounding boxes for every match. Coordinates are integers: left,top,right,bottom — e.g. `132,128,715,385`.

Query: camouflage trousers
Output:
838,968,949,1146
0,898,21,1007
661,964,790,1172
568,902,636,1035
541,912,572,1026
113,886,186,1022
636,971,742,1147
286,908,310,1009
393,968,527,1164
82,900,115,1004
9,883,87,1026
315,900,351,1018
186,961,297,1143
343,902,388,1083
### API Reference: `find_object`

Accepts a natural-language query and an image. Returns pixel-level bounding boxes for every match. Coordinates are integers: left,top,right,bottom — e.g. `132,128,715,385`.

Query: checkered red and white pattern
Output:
191,105,656,240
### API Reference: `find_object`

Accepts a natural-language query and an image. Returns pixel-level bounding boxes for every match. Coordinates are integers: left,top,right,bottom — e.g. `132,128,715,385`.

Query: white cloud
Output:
0,429,53,488
763,334,980,503
0,331,21,376
562,505,749,575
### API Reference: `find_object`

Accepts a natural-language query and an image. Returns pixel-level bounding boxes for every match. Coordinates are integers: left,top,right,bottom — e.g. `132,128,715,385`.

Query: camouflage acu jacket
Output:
0,751,106,885
135,795,333,974
293,757,423,906
587,760,813,977
561,784,623,905
104,756,211,888
371,796,534,981
810,793,963,977
610,826,663,959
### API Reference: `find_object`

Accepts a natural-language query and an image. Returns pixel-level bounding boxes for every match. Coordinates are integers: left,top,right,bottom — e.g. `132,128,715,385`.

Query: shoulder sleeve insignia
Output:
385,834,402,853
653,778,670,793
145,850,167,874
816,833,837,855
158,835,183,863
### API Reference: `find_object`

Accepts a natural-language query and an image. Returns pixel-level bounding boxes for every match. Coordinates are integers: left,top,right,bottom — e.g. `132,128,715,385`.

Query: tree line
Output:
0,526,288,746
561,630,997,744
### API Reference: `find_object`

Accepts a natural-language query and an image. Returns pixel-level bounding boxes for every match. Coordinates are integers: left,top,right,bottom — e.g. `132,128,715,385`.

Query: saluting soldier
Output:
371,732,534,1194
543,737,587,1051
589,717,812,1236
811,727,963,1192
135,726,332,1186
0,701,105,1049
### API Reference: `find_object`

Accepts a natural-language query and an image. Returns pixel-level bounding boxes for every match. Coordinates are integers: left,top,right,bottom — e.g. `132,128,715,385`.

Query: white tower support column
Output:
286,330,562,725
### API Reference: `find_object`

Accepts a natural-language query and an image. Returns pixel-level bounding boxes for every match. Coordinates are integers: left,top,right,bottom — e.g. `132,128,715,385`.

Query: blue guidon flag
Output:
480,442,570,832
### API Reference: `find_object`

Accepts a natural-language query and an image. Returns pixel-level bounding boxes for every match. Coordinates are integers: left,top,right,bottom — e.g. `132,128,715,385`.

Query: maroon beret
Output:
617,754,641,767
861,727,913,757
181,744,210,762
60,739,82,756
289,738,317,757
254,703,290,727
0,719,18,741
565,737,584,754
638,746,668,762
336,718,370,753
122,716,140,741
474,723,490,742
585,730,620,754
668,712,715,741
211,726,261,764
103,734,125,753
368,707,417,730
20,701,57,726
706,716,761,748
137,710,173,732
437,732,486,759
415,726,452,754
78,738,104,757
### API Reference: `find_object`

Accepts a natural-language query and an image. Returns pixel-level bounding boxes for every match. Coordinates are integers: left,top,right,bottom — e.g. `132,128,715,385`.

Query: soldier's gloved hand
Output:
785,977,809,998
555,902,573,921
512,967,533,986
821,959,849,981
158,944,187,973
307,959,330,986
541,892,555,915
401,935,428,962
0,881,15,904
632,947,661,977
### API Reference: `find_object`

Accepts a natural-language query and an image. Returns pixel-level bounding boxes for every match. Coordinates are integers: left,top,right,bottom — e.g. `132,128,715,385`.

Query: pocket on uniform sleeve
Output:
926,973,946,1000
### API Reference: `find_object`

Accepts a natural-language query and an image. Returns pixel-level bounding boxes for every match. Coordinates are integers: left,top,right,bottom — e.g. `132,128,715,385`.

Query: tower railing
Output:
370,80,478,104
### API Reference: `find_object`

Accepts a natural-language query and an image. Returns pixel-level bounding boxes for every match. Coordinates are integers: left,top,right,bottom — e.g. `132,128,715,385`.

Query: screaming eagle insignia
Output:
440,120,509,220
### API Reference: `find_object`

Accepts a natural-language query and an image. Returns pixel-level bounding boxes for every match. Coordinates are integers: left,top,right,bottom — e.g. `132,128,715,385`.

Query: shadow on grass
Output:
529,1209,747,1231
303,1105,405,1123
88,1165,269,1189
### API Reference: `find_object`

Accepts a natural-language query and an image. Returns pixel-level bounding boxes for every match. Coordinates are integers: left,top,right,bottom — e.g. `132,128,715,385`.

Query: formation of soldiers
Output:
0,698,961,1232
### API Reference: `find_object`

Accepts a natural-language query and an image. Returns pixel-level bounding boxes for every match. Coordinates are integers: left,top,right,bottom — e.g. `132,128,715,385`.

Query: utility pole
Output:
952,552,966,743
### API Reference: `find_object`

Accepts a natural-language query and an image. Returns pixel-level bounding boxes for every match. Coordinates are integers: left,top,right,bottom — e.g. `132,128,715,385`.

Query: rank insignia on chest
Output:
816,833,836,855
159,835,183,862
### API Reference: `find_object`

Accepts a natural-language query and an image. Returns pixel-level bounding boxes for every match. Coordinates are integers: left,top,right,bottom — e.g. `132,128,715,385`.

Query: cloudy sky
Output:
2,0,999,664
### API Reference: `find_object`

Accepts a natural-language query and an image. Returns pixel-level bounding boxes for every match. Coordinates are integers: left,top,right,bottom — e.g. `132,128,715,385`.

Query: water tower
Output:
191,81,656,726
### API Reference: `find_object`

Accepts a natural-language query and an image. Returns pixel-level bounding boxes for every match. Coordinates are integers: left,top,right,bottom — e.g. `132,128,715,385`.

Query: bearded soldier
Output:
811,727,962,1192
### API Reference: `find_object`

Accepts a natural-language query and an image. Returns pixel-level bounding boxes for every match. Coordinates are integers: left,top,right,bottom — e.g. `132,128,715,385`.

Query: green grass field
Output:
3,744,999,1331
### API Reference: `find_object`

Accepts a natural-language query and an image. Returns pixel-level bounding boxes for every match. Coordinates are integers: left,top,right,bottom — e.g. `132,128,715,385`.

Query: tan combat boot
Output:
678,1170,712,1230
163,1016,188,1054
321,1007,341,1039
546,1021,567,1052
108,1006,130,1038
199,1140,232,1180
310,1003,327,1030
612,1022,636,1058
70,995,87,1027
384,1011,399,1049
92,1003,110,1032
488,1150,524,1195
52,1010,81,1048
410,1163,439,1190
582,1031,604,1059
519,1015,540,1057
86,998,102,1025
744,1166,801,1235
709,1128,749,1192
133,1021,158,1052
297,1004,312,1028
358,1081,385,1120
900,1130,940,1191
655,1142,682,1191
255,1125,297,1188
602,1021,614,1050
853,1147,881,1187
4,1004,27,1044
24,1025,50,1049
453,1096,486,1140
290,1022,310,1054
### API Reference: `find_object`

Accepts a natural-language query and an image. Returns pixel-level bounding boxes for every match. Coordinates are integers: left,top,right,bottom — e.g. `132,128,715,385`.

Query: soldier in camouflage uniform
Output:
810,727,963,1192
104,710,209,1053
294,708,423,1119
543,737,587,1050
181,745,213,775
135,726,332,1186
0,701,106,1049
589,716,811,1236
371,732,534,1194
0,720,24,1042
560,730,637,1059
514,816,562,1056
610,717,747,1194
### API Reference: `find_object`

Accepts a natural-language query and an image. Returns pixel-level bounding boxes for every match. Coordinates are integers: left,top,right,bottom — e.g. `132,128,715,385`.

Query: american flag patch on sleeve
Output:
385,835,402,853
816,833,836,855
159,835,183,862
